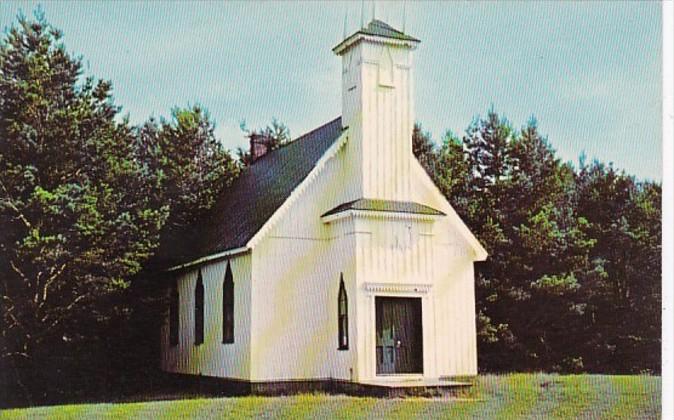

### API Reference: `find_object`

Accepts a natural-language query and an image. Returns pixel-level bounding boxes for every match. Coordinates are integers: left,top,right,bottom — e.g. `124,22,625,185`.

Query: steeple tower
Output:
333,19,420,201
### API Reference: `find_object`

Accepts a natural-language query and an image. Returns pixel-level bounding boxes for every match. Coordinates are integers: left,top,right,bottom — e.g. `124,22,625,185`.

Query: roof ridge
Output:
358,19,420,43
287,116,341,145
322,198,445,218
157,115,346,269
370,19,403,34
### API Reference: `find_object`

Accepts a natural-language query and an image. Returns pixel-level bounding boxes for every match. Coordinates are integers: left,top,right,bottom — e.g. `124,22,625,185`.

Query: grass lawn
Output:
1,374,660,419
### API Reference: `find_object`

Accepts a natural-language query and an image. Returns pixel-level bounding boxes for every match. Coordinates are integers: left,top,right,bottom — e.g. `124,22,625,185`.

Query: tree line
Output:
0,13,242,405
1,12,660,406
413,113,660,374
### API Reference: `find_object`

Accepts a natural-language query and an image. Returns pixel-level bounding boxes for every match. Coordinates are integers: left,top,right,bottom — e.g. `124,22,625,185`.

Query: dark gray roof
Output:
333,20,420,55
322,198,445,218
358,19,420,42
157,117,344,268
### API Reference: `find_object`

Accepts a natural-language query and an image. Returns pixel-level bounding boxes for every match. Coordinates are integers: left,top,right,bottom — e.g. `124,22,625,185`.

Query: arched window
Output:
338,274,348,350
194,269,204,345
223,261,234,343
169,281,179,346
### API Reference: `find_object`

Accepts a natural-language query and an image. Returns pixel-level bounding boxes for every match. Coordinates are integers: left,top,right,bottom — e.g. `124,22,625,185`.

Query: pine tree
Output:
575,162,661,372
412,123,436,175
135,105,240,233
0,11,166,401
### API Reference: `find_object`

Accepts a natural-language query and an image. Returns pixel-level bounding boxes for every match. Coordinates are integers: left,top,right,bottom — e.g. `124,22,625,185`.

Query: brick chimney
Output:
249,132,271,162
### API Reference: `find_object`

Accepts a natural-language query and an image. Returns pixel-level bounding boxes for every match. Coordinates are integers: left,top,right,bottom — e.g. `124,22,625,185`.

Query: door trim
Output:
375,296,424,375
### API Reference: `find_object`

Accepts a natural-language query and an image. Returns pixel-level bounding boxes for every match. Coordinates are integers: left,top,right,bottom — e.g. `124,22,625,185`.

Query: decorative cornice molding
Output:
363,282,433,294
322,209,442,224
333,34,419,55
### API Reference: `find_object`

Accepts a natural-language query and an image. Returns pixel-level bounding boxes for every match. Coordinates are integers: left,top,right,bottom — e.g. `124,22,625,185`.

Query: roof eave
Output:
164,246,250,273
332,32,420,55
409,160,489,262
322,209,444,224
245,129,350,249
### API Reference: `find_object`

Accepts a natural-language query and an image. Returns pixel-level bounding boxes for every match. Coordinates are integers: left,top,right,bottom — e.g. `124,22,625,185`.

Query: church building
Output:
159,18,487,395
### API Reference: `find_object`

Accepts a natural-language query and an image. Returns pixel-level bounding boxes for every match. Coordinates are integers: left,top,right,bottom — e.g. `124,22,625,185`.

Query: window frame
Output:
222,261,235,344
338,274,349,350
194,269,205,346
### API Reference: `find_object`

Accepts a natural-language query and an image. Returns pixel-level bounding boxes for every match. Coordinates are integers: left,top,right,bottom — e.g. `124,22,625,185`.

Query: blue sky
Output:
1,1,662,181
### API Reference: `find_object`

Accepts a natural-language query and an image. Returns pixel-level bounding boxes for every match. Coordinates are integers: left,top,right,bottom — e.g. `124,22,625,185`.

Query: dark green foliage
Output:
412,123,436,175
434,131,472,217
414,110,660,374
0,12,241,405
0,11,166,403
574,161,661,373
134,105,240,269
0,8,660,408
136,105,240,232
237,118,290,166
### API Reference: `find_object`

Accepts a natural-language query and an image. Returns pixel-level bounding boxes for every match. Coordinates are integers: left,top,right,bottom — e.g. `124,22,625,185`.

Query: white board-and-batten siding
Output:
341,42,415,201
160,253,252,379
159,20,485,384
250,137,480,381
251,142,357,382
158,142,480,382
409,159,480,377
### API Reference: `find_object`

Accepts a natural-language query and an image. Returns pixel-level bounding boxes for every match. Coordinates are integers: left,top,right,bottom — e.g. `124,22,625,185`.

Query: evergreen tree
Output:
464,108,513,212
413,108,660,373
412,123,436,175
135,105,240,233
456,111,598,371
575,162,661,373
459,109,516,368
0,11,167,402
0,12,244,404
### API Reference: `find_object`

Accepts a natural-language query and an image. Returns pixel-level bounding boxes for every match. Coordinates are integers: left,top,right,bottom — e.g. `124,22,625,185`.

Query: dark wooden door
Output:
375,297,423,374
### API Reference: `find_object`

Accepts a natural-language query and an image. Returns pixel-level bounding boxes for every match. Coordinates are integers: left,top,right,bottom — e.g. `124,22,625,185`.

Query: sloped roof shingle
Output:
322,198,445,218
333,19,420,56
157,117,344,268
357,19,420,42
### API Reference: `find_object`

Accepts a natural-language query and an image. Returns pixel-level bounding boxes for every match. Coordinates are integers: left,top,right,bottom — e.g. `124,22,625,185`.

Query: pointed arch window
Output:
169,280,179,347
223,262,234,344
194,269,204,345
338,274,349,350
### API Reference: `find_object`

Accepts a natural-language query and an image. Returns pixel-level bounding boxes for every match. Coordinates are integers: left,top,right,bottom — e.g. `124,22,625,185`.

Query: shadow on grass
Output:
2,372,250,410
4,372,481,410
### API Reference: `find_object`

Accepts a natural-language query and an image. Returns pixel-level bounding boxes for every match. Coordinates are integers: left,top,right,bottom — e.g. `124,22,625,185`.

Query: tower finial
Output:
360,0,365,28
343,8,348,39
371,0,376,21
402,0,407,33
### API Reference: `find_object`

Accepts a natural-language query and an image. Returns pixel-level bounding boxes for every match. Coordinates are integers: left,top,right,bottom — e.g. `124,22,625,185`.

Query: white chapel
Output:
159,17,487,395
